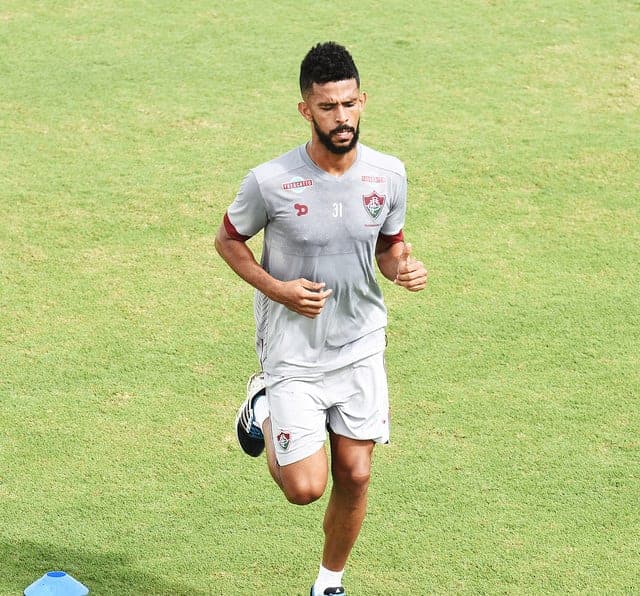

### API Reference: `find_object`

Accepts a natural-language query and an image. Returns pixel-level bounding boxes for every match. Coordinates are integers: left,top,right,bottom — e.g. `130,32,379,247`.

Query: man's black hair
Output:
299,42,360,97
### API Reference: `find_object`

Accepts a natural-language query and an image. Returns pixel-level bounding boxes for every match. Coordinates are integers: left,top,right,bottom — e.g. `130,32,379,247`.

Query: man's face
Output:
298,79,367,155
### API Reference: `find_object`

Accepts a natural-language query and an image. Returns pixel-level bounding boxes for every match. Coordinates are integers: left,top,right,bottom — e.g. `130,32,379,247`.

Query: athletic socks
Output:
313,565,344,595
252,393,269,431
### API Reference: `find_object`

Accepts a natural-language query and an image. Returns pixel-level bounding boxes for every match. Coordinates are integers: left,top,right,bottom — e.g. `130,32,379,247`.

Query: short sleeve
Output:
380,170,407,237
225,171,268,240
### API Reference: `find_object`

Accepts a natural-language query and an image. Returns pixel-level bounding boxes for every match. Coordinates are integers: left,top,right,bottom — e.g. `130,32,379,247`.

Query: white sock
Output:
252,394,269,431
313,565,344,595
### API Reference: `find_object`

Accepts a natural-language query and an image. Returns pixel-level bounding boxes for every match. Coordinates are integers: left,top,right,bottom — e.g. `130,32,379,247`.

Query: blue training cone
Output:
24,571,89,596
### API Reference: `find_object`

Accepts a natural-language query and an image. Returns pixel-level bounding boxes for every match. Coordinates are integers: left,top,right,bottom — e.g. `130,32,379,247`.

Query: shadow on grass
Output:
0,538,208,595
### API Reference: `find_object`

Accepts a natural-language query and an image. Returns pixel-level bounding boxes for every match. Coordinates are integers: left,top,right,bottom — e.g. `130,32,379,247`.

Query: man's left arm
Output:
375,237,427,292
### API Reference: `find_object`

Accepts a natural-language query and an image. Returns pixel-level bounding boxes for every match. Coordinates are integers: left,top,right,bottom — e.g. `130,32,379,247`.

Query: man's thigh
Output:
326,351,390,445
267,375,328,466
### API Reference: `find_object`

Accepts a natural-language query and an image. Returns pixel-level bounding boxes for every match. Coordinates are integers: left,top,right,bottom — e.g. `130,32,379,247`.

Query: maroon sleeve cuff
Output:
223,212,252,242
379,229,405,244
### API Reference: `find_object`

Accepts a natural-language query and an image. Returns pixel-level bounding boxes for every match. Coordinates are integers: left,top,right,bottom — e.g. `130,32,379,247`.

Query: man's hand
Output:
276,279,333,319
215,226,332,318
394,243,427,291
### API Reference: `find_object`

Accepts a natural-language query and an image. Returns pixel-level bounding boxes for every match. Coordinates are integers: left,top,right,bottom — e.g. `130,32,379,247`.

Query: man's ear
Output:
360,91,368,110
298,100,312,122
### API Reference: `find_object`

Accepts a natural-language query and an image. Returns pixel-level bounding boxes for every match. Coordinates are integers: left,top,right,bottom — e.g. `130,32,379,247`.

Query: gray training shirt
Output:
224,143,407,376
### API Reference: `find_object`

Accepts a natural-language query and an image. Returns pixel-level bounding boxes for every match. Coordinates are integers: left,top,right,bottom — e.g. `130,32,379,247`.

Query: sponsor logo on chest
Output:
361,175,386,184
282,176,313,193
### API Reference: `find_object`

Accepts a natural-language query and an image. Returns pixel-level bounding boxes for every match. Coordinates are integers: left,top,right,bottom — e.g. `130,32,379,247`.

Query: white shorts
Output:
265,351,390,466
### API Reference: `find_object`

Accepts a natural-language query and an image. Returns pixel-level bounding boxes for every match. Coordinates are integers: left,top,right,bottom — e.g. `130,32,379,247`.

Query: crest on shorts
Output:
277,431,291,451
362,191,385,220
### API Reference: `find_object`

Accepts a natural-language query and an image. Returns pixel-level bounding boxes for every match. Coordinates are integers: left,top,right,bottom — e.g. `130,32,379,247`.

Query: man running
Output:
215,41,427,596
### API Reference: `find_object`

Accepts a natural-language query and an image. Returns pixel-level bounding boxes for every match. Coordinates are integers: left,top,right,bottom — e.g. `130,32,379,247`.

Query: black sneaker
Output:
310,587,345,595
235,372,266,457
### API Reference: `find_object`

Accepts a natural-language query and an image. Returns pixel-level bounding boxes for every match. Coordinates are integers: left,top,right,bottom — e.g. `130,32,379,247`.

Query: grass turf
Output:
1,1,638,594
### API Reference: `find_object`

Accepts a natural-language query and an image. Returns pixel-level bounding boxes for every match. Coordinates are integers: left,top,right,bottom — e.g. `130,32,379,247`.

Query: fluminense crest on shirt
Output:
362,191,386,220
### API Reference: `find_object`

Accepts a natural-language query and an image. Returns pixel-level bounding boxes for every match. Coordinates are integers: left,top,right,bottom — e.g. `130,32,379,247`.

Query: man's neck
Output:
305,141,358,177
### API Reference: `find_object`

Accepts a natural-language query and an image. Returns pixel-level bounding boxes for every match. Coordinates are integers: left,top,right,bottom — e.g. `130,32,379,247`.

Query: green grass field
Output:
1,1,639,594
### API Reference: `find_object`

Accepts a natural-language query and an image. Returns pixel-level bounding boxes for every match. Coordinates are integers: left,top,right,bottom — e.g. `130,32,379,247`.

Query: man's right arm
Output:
214,224,332,319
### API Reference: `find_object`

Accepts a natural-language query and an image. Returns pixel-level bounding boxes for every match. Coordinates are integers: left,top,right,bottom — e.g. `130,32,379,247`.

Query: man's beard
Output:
312,119,360,155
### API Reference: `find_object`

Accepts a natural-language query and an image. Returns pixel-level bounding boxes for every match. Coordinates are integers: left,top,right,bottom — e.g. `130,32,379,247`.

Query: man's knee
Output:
278,451,328,505
332,462,371,494
282,477,325,505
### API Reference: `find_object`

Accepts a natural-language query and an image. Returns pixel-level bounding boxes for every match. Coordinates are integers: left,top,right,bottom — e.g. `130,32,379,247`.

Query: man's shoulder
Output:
359,144,406,178
251,145,307,185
